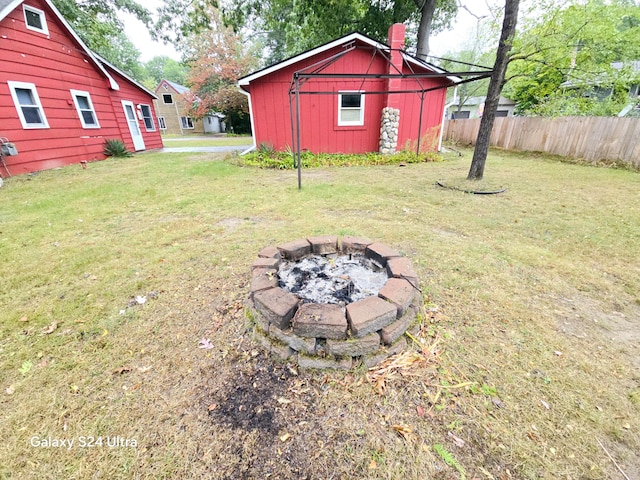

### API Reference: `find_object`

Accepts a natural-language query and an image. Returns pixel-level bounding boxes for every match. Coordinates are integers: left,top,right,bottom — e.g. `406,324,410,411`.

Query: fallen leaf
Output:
135,295,147,305
207,403,217,411
447,431,465,448
19,316,28,322
416,405,425,417
42,321,58,334
276,397,292,405
113,367,131,375
392,424,413,440
198,338,214,349
623,423,631,430
541,400,550,410
137,366,152,373
6,385,15,395
554,351,563,356
368,460,377,470
279,433,291,442
102,329,108,336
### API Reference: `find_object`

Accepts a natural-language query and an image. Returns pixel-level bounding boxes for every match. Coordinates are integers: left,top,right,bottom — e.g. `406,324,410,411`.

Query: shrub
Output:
103,139,133,158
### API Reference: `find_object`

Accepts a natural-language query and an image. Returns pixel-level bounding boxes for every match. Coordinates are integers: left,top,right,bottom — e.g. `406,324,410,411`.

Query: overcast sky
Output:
123,2,496,63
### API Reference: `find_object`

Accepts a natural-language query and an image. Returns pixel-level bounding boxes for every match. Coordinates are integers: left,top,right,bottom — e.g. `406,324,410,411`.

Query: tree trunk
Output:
414,0,437,60
467,0,520,180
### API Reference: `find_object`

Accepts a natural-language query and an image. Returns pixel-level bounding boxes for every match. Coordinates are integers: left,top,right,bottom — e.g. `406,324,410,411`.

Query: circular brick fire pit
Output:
249,236,421,369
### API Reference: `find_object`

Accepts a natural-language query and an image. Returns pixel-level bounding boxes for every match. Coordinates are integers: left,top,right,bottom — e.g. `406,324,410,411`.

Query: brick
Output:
297,354,352,371
277,239,311,260
269,326,316,354
253,287,299,330
386,257,419,288
258,246,281,259
378,278,418,317
379,306,416,345
251,257,280,270
307,235,338,255
363,336,408,368
326,332,381,357
346,296,396,337
292,303,347,339
247,306,270,333
365,242,401,266
252,328,294,360
340,235,373,254
250,268,278,294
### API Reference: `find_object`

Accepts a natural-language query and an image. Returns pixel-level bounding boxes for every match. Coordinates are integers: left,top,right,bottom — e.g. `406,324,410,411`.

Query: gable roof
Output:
95,54,157,99
157,79,190,95
0,0,119,90
238,31,459,88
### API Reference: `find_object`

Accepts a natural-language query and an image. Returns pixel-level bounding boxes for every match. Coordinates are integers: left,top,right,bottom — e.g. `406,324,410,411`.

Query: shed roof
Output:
238,31,459,89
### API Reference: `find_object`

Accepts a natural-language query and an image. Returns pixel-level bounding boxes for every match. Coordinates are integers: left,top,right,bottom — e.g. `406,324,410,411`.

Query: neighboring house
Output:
0,0,162,177
447,96,517,119
237,24,458,154
153,79,225,135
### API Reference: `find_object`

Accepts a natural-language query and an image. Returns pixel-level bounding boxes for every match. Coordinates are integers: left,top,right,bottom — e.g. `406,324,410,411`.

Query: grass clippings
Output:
0,146,639,479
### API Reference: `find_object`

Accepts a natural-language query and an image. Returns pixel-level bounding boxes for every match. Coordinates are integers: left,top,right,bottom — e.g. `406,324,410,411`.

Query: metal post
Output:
295,75,302,190
416,92,425,155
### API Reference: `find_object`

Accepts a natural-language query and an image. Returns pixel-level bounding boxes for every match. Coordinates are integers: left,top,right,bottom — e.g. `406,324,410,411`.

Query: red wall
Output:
0,0,161,176
245,40,450,154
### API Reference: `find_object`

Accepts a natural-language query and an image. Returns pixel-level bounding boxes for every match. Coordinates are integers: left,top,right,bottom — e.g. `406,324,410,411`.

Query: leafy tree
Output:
52,0,150,78
222,0,457,64
144,56,189,86
182,7,259,133
505,0,640,115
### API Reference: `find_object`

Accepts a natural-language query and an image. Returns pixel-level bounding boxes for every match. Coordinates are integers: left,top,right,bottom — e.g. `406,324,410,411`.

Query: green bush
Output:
103,139,133,158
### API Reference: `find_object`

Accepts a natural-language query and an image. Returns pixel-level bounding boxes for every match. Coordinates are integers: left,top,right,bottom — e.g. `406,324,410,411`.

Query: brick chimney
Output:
380,24,405,154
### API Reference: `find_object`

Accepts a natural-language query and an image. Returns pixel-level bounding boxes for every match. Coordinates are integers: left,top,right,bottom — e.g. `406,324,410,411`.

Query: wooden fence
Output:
443,116,640,168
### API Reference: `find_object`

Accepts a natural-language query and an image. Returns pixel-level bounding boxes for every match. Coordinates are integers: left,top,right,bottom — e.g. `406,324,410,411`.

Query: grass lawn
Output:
0,148,638,479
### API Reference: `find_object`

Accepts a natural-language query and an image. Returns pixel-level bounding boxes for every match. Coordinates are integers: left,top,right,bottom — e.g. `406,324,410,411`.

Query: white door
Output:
122,101,145,151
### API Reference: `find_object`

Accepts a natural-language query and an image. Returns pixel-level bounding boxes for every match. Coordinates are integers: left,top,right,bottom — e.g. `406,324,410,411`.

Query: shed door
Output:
122,101,145,151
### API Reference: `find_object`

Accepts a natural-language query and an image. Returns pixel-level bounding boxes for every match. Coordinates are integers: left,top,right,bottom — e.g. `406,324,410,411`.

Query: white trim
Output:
139,104,155,131
122,100,145,151
23,4,48,35
8,80,49,129
180,116,194,129
70,89,100,128
157,116,167,130
238,88,256,155
162,93,174,104
337,91,365,126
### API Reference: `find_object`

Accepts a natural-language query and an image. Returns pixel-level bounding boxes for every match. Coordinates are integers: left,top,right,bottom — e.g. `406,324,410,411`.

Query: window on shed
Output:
23,5,48,35
158,116,167,130
139,104,155,131
8,81,49,129
181,117,194,129
163,94,173,104
70,90,99,128
495,110,509,117
338,92,364,126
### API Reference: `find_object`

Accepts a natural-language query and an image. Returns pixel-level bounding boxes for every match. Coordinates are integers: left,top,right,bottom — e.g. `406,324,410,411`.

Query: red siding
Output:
245,39,451,154
0,0,160,176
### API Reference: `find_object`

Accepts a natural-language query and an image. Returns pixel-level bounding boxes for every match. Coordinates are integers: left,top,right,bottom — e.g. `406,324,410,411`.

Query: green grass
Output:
0,147,639,479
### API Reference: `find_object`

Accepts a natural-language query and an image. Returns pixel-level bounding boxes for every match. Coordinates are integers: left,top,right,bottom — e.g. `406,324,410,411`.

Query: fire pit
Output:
249,236,421,369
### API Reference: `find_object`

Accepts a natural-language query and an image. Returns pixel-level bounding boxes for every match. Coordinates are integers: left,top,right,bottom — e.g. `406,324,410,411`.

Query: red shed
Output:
0,0,162,177
238,24,458,155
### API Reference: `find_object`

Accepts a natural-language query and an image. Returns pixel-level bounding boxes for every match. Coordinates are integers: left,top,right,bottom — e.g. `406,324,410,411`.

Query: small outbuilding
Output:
238,24,459,155
0,0,162,176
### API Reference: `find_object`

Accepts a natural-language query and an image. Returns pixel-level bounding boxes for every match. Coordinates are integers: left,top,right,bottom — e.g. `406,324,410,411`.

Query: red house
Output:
0,0,162,177
238,24,458,155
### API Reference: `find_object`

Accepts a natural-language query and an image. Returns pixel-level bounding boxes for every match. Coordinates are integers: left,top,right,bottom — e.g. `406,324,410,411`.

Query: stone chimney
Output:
380,24,405,154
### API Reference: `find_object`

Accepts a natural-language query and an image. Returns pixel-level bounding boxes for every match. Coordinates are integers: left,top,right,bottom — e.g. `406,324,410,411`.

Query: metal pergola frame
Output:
287,44,492,189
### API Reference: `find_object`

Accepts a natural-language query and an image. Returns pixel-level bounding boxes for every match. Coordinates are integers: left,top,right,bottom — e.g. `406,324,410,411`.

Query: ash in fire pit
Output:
277,254,387,305
249,236,422,370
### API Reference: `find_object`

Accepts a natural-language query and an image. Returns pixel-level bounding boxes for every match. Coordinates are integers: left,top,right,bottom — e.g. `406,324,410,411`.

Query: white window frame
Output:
158,116,167,130
23,4,49,35
8,81,49,129
70,89,100,128
180,116,194,129
139,104,155,131
337,91,365,126
162,94,173,104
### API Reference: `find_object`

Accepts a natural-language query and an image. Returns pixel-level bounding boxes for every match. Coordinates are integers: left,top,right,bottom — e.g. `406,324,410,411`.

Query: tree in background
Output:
144,56,189,86
505,0,640,116
182,7,258,134
222,0,457,65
